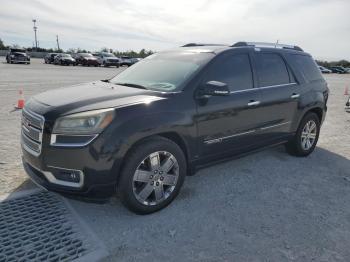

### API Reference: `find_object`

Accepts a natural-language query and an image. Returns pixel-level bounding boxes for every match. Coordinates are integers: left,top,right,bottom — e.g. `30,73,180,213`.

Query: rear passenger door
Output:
252,51,300,141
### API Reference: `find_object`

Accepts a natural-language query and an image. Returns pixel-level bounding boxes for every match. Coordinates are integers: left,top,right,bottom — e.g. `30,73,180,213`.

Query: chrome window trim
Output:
50,134,98,147
229,82,297,95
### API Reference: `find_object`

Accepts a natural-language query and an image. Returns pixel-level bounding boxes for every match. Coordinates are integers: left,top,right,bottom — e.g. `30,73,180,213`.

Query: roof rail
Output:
231,41,303,51
182,43,226,47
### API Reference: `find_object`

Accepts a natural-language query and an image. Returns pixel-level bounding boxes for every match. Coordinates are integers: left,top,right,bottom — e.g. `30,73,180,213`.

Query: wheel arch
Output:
114,131,192,185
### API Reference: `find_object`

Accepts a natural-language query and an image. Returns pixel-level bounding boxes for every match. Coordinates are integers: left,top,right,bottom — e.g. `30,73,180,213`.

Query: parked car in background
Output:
95,52,120,67
75,53,99,66
330,66,348,74
53,54,76,66
21,41,328,214
44,53,58,64
130,57,142,64
6,48,30,64
119,56,134,66
318,66,331,73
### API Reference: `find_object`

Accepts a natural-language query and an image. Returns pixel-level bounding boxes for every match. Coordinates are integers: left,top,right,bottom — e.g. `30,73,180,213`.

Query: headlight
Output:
53,109,115,135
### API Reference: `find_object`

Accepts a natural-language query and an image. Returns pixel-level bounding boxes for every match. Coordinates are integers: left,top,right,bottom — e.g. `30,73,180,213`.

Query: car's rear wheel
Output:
118,136,186,214
285,112,320,157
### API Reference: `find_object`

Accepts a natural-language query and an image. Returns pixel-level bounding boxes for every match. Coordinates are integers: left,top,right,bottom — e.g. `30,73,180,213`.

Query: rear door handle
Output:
247,101,260,107
291,93,300,99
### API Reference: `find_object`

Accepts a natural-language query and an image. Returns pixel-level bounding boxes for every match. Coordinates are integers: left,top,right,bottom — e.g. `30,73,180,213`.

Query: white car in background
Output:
95,52,120,67
318,66,332,73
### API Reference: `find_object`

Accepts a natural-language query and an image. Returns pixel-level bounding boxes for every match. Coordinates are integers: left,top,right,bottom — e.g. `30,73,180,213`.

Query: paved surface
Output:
1,58,350,261
0,191,107,262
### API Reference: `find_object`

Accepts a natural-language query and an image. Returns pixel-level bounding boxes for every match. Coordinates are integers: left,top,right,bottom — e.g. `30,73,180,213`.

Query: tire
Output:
285,112,320,157
118,136,187,214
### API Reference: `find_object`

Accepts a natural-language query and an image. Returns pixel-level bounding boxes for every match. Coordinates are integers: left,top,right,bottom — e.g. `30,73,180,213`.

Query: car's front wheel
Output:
285,112,320,157
118,136,186,214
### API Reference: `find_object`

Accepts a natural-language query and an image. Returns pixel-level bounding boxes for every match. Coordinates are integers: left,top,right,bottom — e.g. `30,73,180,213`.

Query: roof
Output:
175,41,306,55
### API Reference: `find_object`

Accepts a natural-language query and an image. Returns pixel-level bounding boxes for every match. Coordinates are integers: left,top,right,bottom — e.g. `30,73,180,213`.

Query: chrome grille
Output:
21,108,45,156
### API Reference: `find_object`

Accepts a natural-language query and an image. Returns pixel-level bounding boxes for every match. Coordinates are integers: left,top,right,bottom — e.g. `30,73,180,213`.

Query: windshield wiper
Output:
115,82,148,90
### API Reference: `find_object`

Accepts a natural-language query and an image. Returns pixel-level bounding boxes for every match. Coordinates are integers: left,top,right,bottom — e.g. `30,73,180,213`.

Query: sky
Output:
0,0,349,60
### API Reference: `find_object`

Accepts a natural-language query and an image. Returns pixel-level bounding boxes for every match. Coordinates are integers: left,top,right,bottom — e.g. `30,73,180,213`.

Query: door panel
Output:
195,51,265,158
196,89,262,157
252,52,300,141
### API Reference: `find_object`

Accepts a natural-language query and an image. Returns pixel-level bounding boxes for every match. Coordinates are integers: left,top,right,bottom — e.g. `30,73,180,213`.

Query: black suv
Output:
6,48,30,64
21,42,328,214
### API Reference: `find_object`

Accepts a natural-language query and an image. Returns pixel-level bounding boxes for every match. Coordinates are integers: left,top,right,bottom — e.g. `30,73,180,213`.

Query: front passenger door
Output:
195,51,264,158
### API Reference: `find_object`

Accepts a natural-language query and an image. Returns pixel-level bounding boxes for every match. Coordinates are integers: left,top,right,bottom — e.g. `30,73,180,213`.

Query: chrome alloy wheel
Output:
132,151,179,206
301,120,317,150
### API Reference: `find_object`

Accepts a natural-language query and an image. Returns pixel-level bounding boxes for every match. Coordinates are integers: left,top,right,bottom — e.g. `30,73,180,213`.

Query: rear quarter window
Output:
288,54,323,82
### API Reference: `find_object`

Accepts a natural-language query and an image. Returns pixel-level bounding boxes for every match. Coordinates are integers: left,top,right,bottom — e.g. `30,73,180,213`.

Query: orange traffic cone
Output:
345,86,349,96
16,89,25,109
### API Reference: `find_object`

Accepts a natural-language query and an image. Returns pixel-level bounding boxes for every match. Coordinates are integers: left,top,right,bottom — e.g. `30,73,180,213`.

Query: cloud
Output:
0,0,349,60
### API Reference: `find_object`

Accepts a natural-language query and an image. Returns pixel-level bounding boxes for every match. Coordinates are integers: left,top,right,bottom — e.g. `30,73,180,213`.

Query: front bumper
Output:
23,159,115,198
11,59,30,63
21,115,119,198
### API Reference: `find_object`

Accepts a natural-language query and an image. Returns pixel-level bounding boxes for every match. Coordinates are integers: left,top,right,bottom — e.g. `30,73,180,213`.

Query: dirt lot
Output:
1,58,350,261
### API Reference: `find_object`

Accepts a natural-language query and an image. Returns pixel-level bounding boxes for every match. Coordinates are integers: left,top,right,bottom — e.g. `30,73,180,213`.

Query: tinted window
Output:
255,53,290,87
205,54,253,91
289,54,322,82
110,52,213,92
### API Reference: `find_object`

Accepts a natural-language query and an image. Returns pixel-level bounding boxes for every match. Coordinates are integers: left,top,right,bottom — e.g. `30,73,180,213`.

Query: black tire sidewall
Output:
118,137,187,214
295,113,320,156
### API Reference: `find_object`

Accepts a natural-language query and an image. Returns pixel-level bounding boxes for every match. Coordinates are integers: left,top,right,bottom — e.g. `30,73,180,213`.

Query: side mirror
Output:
198,81,230,97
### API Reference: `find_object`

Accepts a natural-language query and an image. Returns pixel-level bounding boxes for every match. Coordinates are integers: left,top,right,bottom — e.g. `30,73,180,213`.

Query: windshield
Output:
61,54,71,58
110,52,212,91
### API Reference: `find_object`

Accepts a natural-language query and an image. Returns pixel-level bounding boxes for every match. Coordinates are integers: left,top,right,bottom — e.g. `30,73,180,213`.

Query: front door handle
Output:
247,100,260,107
291,93,300,99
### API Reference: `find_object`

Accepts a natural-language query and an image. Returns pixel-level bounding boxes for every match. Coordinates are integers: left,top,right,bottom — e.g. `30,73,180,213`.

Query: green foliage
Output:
316,60,350,68
113,49,154,58
0,38,5,49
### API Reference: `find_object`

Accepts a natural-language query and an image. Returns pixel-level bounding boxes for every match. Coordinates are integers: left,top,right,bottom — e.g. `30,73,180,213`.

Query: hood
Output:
28,81,166,116
85,57,97,60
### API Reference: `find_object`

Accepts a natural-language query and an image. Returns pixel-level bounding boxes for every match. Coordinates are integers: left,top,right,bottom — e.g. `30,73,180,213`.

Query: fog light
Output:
51,168,81,183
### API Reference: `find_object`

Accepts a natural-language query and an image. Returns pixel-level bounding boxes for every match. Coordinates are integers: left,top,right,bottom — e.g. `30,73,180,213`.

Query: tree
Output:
0,38,5,49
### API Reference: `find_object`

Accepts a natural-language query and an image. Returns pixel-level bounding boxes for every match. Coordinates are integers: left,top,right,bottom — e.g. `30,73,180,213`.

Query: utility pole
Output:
56,35,60,50
32,19,38,51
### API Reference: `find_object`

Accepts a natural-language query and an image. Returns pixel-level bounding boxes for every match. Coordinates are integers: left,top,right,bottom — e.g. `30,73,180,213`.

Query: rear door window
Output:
255,53,290,87
204,53,253,92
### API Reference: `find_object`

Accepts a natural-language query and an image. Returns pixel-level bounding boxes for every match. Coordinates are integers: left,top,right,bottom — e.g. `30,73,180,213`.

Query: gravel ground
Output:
1,58,350,261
